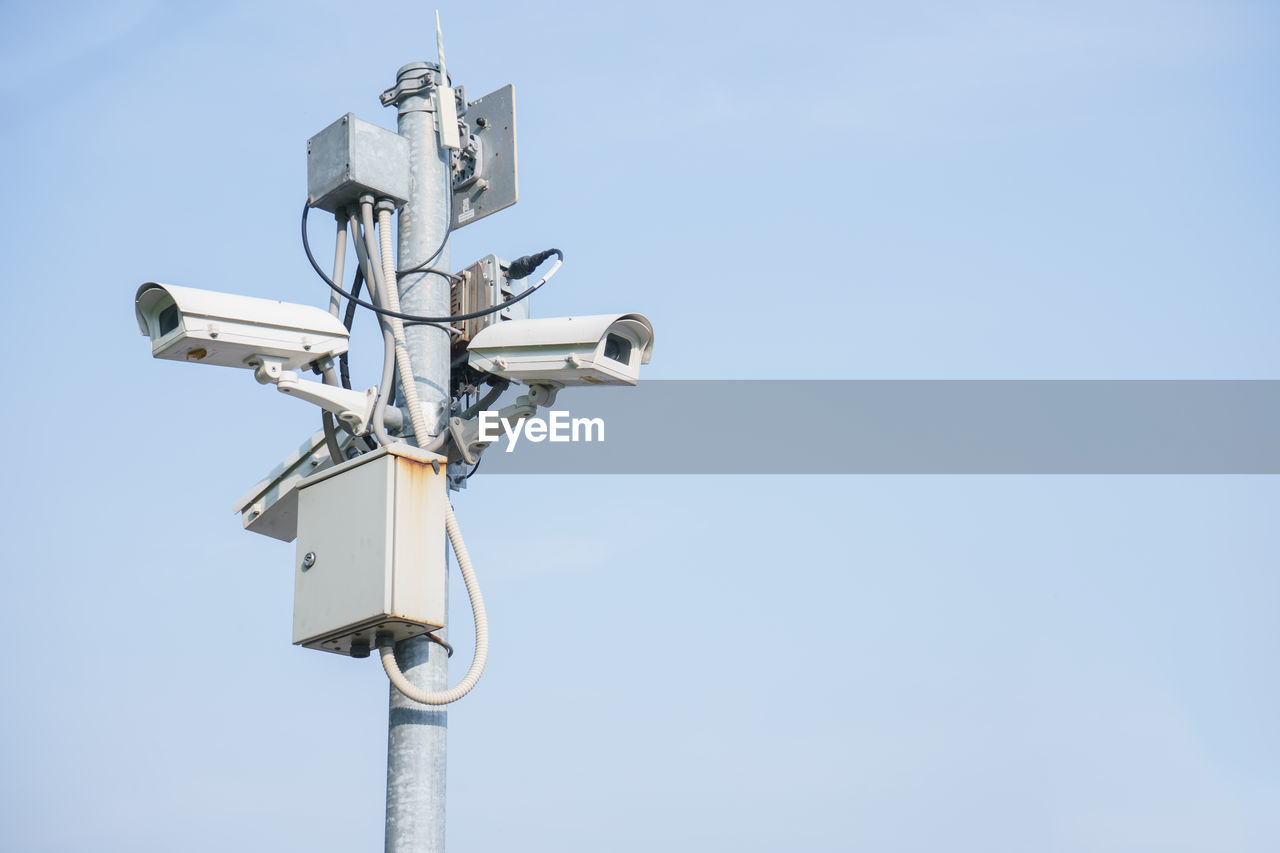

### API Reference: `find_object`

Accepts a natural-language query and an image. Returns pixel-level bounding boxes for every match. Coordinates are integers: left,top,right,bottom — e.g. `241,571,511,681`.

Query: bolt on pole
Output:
384,61,453,853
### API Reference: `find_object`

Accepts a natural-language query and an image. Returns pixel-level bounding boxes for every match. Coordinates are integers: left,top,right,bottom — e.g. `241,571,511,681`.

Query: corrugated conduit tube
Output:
379,502,489,705
371,202,489,705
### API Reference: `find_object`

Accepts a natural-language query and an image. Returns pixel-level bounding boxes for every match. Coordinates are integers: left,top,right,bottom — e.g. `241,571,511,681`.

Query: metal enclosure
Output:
452,84,517,228
449,253,529,352
293,445,447,657
232,429,358,542
307,113,411,213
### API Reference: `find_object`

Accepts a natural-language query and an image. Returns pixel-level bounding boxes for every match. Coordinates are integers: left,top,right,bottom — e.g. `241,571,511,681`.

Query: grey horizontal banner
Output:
473,381,1280,475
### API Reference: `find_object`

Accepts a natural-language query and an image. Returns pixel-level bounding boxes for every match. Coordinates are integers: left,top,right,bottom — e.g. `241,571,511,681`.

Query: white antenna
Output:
434,10,461,150
435,10,449,88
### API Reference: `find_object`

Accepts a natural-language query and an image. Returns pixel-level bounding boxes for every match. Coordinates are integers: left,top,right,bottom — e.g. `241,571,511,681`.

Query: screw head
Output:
302,551,316,569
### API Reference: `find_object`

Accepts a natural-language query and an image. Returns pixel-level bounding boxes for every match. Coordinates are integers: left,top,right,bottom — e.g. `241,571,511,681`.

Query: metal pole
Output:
385,61,452,853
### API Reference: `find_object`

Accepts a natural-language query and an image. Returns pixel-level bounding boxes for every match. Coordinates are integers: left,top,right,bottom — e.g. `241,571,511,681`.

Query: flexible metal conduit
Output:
371,202,433,444
369,201,489,704
321,215,349,463
351,208,397,446
379,502,489,705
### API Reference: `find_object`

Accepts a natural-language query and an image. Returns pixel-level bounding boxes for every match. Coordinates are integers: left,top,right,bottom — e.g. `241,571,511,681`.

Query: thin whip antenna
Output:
435,10,448,86
432,10,461,149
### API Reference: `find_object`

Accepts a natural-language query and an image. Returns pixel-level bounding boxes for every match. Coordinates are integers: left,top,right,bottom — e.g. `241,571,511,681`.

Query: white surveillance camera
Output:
136,282,375,433
466,313,654,386
135,282,350,370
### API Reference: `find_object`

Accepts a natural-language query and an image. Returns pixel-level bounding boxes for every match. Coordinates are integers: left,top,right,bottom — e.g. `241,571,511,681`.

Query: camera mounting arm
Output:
250,356,378,435
442,383,560,464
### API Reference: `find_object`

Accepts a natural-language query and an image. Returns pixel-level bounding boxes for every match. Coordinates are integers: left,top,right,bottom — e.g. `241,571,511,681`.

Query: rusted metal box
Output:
448,253,530,355
293,444,447,657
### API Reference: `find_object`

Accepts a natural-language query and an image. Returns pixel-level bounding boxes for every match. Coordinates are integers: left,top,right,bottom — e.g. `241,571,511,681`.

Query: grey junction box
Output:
293,444,447,657
307,113,411,213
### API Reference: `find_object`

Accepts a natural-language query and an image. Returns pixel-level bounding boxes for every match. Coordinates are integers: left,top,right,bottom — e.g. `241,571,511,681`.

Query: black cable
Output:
338,266,363,390
395,241,448,277
459,379,509,421
415,269,464,284
395,158,454,278
402,248,562,328
505,248,559,280
342,267,363,331
338,354,351,390
303,203,452,330
425,631,454,657
463,456,482,480
302,201,557,324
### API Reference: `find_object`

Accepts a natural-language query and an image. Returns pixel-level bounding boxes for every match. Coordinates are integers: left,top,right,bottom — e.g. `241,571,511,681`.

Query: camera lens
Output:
603,333,631,365
159,303,180,337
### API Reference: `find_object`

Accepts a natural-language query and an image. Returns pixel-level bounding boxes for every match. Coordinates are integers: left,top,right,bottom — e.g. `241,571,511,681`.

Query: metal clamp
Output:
380,63,440,108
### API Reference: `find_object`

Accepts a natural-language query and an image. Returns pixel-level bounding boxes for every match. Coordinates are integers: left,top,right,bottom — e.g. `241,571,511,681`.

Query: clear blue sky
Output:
2,2,1278,851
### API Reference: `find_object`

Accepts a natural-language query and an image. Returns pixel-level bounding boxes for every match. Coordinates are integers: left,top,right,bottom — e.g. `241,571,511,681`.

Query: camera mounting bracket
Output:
249,356,378,434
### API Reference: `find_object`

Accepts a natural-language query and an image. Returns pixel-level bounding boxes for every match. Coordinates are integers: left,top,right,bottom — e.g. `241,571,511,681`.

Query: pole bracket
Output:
380,62,440,108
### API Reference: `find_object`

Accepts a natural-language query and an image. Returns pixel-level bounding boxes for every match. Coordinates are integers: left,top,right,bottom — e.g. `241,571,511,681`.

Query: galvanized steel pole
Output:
385,61,452,853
